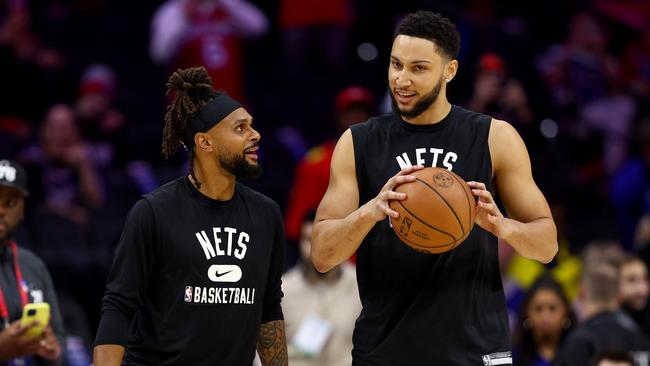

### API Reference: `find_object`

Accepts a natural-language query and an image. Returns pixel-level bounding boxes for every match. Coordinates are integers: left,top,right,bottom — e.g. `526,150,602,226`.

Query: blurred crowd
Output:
1,0,650,365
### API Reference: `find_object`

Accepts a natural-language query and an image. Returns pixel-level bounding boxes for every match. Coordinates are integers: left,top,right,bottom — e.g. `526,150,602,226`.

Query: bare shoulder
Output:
334,129,354,157
489,118,521,145
488,118,529,174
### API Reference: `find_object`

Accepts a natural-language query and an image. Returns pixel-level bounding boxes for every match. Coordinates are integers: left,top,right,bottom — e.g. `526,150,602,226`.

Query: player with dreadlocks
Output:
93,66,288,366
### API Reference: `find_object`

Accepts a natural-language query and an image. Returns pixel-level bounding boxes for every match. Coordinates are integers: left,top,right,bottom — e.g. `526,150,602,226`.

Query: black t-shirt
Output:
350,106,510,366
554,311,650,366
95,177,285,366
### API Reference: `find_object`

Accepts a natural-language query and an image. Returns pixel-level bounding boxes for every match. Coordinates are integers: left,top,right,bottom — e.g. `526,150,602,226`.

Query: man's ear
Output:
195,133,213,153
445,59,458,82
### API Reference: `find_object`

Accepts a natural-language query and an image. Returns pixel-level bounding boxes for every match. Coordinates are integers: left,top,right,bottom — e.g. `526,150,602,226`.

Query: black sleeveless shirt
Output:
350,105,511,366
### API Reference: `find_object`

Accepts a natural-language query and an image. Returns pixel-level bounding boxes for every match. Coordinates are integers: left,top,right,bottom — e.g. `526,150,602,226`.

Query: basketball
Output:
389,167,476,254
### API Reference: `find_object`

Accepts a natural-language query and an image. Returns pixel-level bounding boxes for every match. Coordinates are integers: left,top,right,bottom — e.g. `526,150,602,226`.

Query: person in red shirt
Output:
284,87,375,245
150,0,268,102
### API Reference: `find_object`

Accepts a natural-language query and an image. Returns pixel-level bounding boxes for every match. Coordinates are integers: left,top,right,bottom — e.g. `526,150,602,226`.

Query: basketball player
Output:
312,11,558,365
93,67,288,366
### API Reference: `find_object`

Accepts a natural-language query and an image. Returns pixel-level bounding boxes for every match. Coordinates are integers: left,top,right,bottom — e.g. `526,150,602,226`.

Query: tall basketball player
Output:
93,67,288,366
312,11,557,366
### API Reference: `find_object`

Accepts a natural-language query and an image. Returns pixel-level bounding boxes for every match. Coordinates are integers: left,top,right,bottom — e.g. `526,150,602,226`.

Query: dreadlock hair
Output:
162,66,217,189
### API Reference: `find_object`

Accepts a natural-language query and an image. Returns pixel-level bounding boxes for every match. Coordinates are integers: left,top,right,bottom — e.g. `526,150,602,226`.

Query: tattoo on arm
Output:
257,320,288,366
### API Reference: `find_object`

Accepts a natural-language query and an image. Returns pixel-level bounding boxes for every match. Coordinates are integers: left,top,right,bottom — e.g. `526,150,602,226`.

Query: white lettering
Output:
240,288,247,304
196,227,251,260
234,288,240,304
235,232,249,259
429,148,444,167
194,287,201,302
213,228,225,256
215,288,222,303
396,153,413,169
415,148,427,166
443,152,457,171
394,148,457,170
195,231,215,260
224,227,236,256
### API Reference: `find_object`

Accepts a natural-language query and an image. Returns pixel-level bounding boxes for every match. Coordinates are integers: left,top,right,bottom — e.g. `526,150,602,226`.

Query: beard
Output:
390,75,443,119
218,145,263,178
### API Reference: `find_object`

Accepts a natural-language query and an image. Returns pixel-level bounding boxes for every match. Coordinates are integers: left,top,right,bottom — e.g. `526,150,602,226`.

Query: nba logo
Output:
184,286,193,302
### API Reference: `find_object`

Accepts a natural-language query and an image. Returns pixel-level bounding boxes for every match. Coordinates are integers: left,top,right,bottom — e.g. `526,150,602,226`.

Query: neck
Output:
191,157,236,200
402,95,451,125
537,343,558,361
584,301,618,319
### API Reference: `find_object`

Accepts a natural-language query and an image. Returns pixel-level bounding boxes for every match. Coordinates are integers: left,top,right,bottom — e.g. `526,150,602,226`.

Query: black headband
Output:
182,93,242,149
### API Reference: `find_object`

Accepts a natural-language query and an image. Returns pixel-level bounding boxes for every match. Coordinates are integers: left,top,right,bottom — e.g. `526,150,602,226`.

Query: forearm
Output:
311,203,377,272
502,217,557,263
256,320,287,366
93,344,125,366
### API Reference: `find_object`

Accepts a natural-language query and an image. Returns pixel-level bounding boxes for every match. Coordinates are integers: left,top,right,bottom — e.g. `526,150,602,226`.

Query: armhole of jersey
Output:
484,116,495,183
350,124,366,200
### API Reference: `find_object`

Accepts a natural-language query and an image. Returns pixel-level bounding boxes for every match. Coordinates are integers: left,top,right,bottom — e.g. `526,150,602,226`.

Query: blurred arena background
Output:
1,0,650,364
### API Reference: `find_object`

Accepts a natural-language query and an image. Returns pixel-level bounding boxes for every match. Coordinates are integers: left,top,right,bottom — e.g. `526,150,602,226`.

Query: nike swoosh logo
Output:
207,265,242,283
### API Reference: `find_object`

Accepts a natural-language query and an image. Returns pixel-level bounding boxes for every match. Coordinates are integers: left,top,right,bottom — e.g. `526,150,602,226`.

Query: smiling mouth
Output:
395,90,416,97
244,146,259,159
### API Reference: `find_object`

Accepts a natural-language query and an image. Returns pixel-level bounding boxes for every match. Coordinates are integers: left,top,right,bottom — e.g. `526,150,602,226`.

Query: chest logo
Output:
207,264,242,283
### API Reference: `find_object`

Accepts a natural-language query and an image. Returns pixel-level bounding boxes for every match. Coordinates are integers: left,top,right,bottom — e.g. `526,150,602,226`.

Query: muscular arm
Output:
480,119,557,263
311,130,373,272
93,345,125,366
311,129,420,272
256,320,287,366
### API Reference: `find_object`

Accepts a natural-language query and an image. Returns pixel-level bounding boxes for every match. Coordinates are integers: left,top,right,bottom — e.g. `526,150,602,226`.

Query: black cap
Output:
0,160,29,196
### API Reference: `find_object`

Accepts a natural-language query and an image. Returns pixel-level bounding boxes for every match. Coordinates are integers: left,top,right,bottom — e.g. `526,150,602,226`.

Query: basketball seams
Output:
448,171,474,232
392,219,456,249
414,177,465,237
395,201,457,241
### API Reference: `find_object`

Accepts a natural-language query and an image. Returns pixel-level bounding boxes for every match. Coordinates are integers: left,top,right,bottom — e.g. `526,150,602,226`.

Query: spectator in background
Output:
611,118,650,249
279,0,353,73
281,211,361,366
20,104,104,225
619,26,650,101
618,256,650,336
284,86,374,246
536,12,617,121
512,274,576,366
554,260,650,366
18,104,106,344
0,159,64,365
150,0,268,102
0,0,71,157
501,198,582,330
466,53,534,127
75,63,125,168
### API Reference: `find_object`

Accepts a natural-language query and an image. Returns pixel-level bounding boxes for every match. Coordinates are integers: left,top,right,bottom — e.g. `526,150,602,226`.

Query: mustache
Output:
244,143,259,153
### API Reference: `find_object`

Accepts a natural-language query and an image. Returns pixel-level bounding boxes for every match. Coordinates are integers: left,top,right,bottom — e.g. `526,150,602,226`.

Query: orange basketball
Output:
389,167,476,254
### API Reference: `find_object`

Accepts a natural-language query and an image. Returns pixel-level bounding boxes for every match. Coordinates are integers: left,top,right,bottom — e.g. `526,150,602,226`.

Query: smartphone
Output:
20,303,50,337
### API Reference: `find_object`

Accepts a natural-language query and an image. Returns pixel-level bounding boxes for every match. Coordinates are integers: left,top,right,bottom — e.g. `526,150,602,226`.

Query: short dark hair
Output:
592,350,634,366
394,10,461,59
